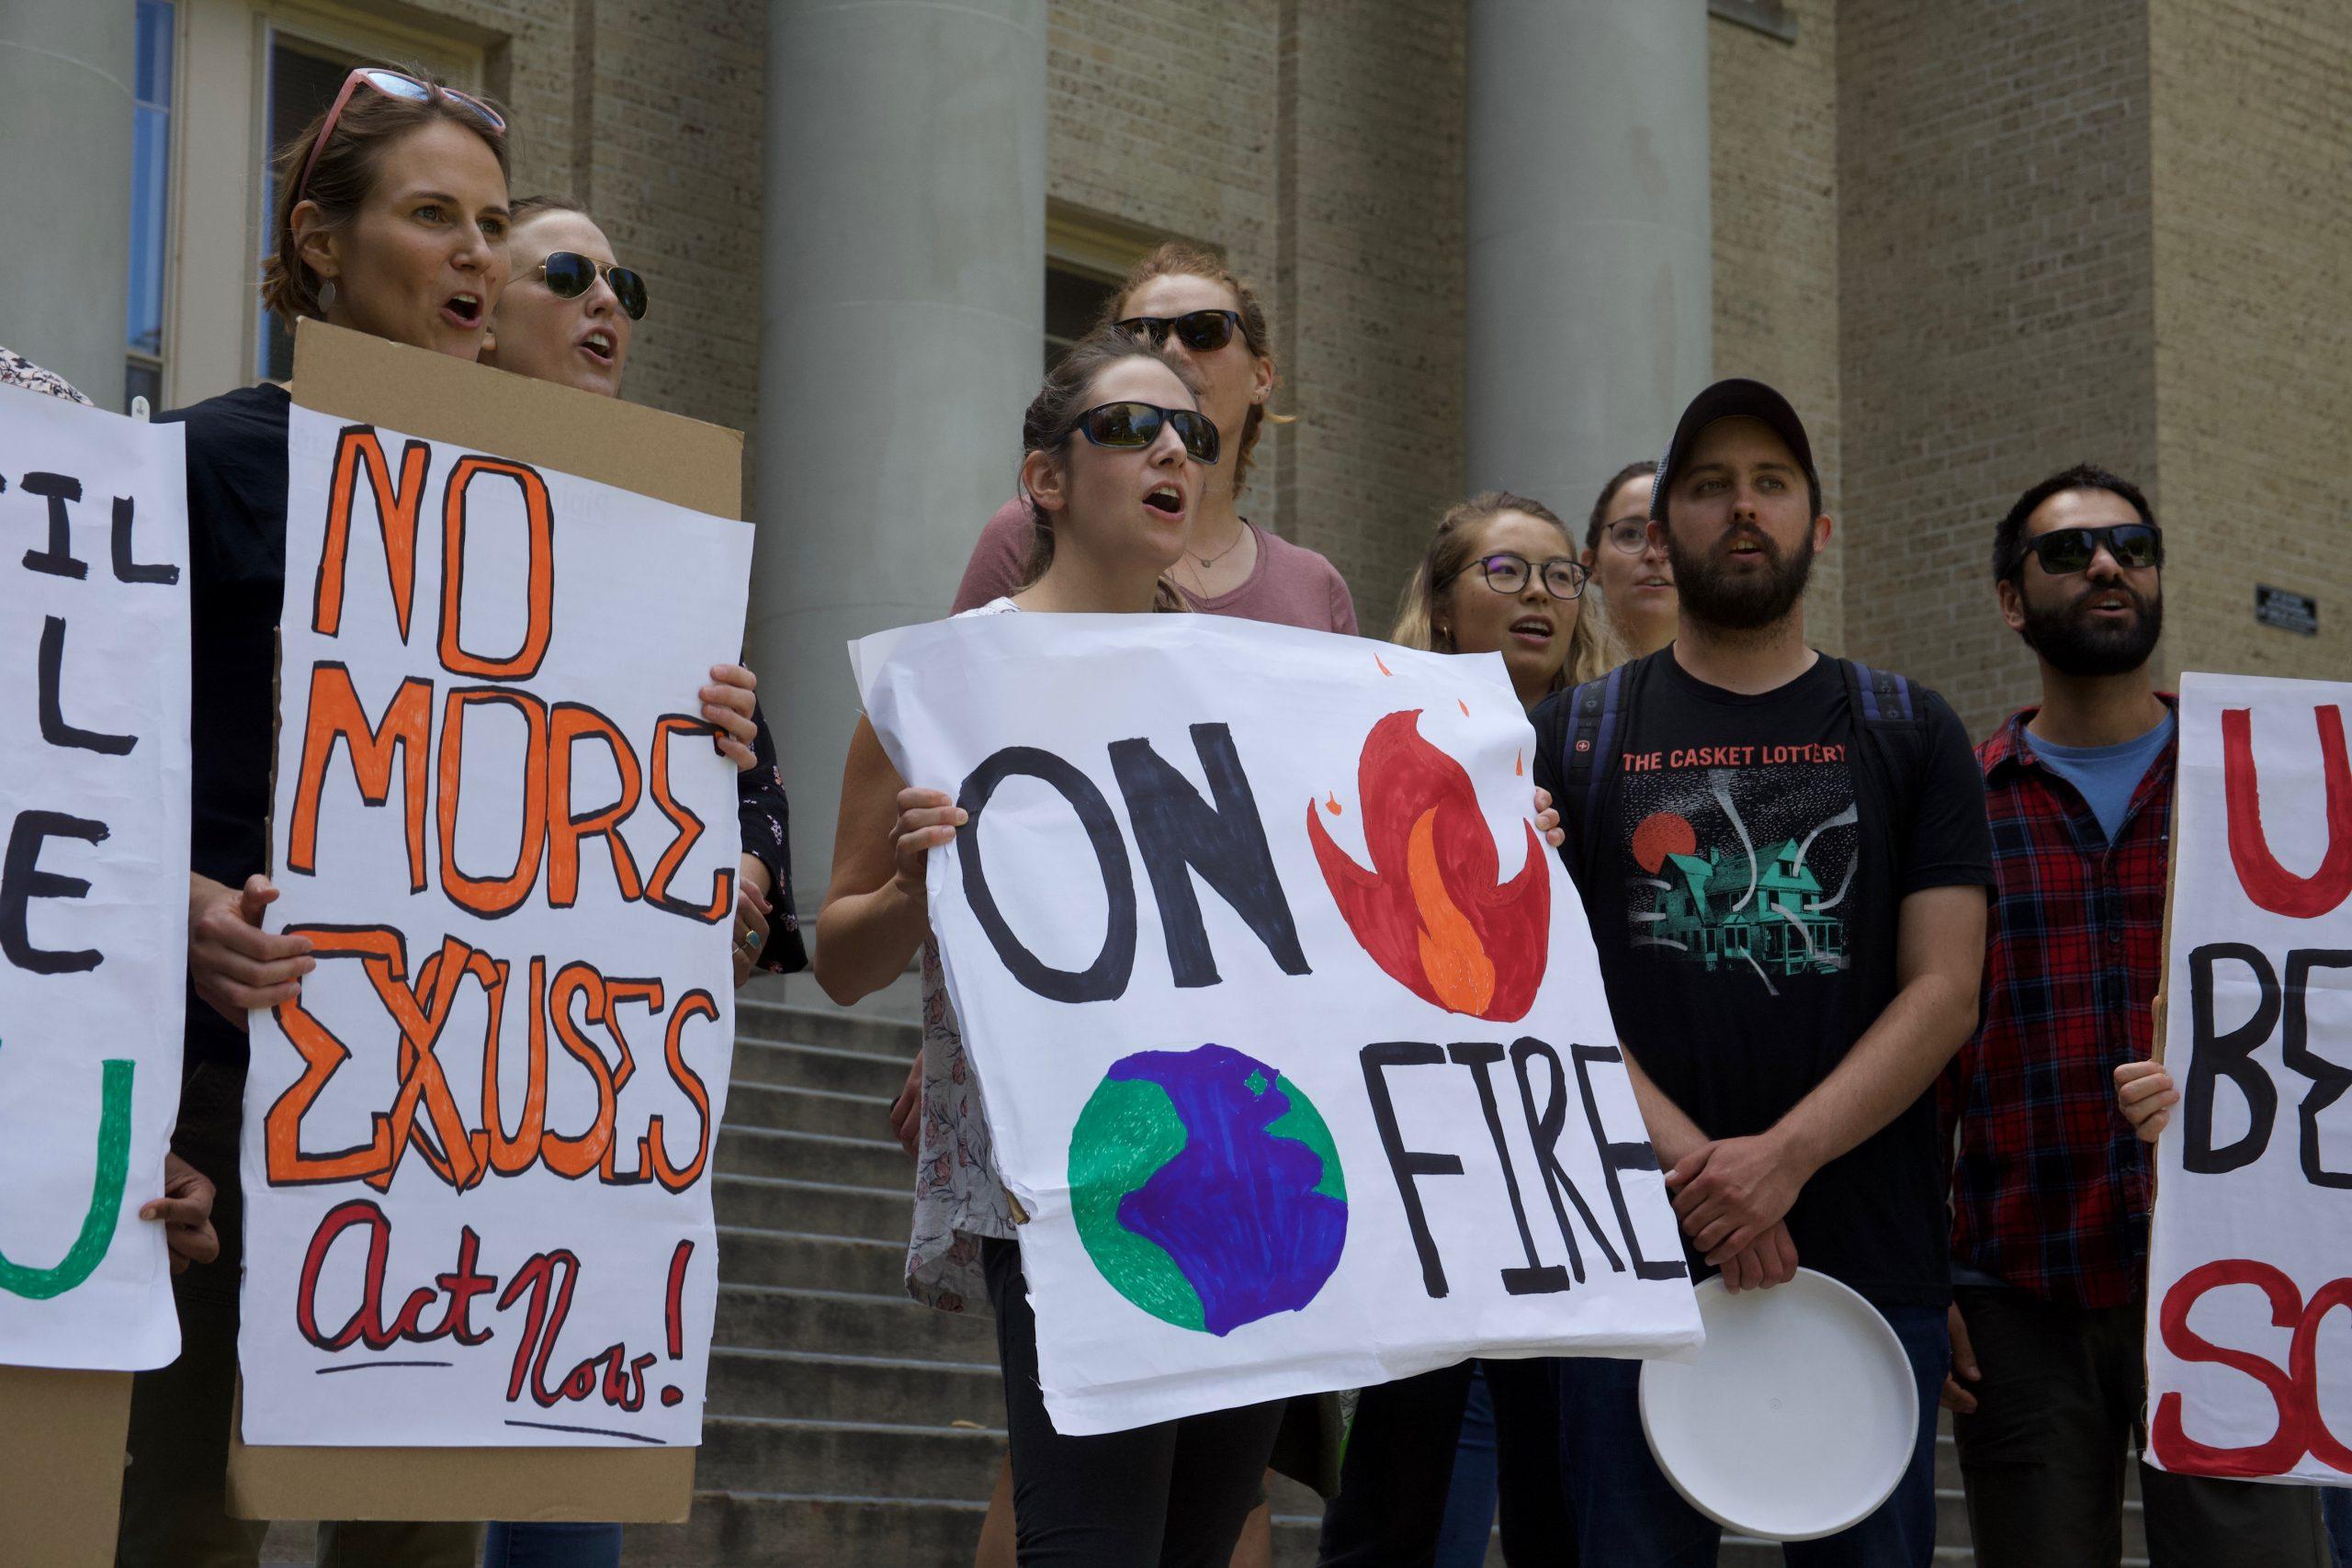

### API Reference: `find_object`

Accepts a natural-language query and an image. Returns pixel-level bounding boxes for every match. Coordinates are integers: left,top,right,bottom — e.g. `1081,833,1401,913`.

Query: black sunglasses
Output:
531,252,648,321
1114,310,1244,354
2018,522,2162,576
1068,401,1220,464
1446,553,1588,601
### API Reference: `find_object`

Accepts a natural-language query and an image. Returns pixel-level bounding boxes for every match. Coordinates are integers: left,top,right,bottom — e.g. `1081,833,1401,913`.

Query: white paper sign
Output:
856,612,1702,1435
237,406,750,1447
2147,671,2352,1484
0,389,189,1370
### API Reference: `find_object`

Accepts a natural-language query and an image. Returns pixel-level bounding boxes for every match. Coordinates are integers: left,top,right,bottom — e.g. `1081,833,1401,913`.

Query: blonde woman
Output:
1393,491,1624,708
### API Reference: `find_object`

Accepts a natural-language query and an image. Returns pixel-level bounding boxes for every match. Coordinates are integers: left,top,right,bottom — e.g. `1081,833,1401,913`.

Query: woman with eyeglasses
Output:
116,73,760,1568
1314,491,1622,1568
471,195,797,1568
817,327,1297,1566
1579,460,1679,659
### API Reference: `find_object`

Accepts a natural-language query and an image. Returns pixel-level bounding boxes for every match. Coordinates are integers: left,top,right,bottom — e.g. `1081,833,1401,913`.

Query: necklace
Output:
1192,521,1249,570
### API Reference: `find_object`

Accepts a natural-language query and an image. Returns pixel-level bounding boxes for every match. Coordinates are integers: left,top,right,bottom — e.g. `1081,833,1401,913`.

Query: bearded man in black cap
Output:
1533,379,1991,1565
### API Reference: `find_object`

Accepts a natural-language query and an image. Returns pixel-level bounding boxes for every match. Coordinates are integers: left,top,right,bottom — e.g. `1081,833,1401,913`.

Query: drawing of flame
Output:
1306,710,1549,1021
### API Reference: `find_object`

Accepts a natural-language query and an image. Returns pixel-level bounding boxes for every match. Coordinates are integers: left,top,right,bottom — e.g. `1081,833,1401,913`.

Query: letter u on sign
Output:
2222,705,2352,919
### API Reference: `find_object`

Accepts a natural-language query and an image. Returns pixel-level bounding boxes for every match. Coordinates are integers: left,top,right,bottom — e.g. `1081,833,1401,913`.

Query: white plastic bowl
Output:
1638,1268,1918,1541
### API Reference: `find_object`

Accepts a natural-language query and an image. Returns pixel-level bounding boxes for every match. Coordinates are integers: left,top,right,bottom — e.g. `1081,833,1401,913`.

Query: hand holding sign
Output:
187,873,314,1027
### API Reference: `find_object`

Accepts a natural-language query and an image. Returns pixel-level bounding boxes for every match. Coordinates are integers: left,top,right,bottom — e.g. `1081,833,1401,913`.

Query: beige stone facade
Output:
155,0,2342,740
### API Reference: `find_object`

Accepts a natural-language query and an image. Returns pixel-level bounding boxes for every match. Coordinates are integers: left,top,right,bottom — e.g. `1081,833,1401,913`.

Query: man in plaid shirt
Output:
1939,463,2327,1564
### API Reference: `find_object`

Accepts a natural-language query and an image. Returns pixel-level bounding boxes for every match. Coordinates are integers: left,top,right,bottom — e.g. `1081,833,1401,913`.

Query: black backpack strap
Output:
1559,660,1637,873
1839,657,1917,727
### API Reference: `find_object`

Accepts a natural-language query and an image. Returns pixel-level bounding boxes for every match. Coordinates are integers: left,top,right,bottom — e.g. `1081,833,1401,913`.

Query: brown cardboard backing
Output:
0,1367,130,1567
223,319,745,1523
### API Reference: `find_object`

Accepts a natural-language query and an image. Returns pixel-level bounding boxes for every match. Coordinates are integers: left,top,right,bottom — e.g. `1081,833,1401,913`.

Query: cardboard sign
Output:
230,321,747,1501
855,612,1702,1436
2146,672,2352,1484
0,389,189,1372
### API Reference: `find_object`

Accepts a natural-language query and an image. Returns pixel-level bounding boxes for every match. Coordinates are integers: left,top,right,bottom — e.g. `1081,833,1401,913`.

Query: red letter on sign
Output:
2222,705,2352,919
2151,1258,2309,1477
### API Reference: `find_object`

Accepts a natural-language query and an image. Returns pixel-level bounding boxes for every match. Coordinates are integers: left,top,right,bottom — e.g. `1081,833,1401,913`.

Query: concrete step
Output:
737,997,921,1057
714,1282,996,1361
622,1491,982,1566
707,1345,1003,1427
716,1122,911,1189
698,1414,1007,1500
724,1076,898,1141
730,1034,913,1100
713,1170,909,1241
717,1224,905,1295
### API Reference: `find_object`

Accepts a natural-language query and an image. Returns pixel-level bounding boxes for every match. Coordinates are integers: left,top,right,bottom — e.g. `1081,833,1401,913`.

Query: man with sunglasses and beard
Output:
1532,379,1991,1565
1938,465,2330,1566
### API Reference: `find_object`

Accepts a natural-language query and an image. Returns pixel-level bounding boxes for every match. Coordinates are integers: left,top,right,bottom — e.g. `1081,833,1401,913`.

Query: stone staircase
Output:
262,973,2150,1566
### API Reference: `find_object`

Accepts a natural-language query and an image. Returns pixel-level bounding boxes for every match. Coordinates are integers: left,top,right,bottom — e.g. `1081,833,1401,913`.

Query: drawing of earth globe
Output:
1068,1043,1347,1336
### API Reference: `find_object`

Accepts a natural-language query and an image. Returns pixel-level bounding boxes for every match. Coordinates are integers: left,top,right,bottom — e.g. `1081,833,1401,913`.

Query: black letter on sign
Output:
1,810,109,974
2185,942,2280,1176
1361,1042,1462,1299
1107,724,1310,988
2283,949,2352,1190
1509,1037,1623,1281
1571,1043,1688,1280
957,747,1136,1003
19,473,91,579
1447,1042,1568,1295
39,617,136,755
111,496,179,585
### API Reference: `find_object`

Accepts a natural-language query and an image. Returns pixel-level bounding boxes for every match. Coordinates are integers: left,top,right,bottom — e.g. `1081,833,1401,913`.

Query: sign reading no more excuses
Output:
857,613,1701,1436
238,399,752,1450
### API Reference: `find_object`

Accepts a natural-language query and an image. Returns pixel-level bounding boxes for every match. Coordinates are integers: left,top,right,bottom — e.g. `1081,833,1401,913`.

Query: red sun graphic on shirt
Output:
1631,811,1697,874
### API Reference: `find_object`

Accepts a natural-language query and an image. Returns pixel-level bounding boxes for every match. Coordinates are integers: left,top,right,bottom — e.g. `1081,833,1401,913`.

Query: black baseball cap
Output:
1648,378,1821,521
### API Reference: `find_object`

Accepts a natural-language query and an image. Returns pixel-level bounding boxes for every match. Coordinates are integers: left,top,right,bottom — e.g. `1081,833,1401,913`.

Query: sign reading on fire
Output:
854,612,1701,1437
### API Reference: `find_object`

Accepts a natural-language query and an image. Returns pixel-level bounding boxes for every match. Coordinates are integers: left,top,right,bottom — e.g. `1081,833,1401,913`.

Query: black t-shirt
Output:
159,383,800,1070
1532,649,1991,1308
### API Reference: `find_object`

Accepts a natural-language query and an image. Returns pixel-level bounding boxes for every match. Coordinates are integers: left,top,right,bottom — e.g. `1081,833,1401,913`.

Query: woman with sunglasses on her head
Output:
1580,460,1678,660
1312,492,1623,1568
820,327,1290,1567
115,75,761,1568
472,196,797,1568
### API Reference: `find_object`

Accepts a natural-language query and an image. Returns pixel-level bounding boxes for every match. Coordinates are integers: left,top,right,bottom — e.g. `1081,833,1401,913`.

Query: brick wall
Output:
1837,0,2157,739
2149,0,2350,683
1709,0,1845,653
1274,0,1468,632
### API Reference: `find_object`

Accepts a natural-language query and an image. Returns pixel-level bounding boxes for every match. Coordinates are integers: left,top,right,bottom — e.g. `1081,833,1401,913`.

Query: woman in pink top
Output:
952,242,1355,636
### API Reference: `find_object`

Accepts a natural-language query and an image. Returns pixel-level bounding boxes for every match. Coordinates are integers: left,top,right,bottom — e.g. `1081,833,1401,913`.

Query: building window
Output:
125,0,175,412
258,36,365,383
1046,265,1118,371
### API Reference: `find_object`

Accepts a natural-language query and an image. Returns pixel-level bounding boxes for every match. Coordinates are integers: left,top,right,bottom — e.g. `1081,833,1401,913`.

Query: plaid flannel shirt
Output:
1939,701,2176,1307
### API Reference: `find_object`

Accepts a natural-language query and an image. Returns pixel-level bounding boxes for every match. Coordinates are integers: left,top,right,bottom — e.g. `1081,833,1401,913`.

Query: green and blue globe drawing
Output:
1068,1043,1347,1336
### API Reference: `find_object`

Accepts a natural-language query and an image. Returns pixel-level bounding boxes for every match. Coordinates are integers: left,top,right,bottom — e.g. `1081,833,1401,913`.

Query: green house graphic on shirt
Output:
1639,838,1845,976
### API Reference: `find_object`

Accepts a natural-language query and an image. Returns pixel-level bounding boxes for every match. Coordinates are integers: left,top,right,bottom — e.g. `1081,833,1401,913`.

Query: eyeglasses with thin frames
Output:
1446,553,1588,601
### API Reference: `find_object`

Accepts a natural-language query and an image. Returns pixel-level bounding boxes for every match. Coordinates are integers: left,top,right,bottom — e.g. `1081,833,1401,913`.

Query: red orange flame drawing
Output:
1306,710,1550,1021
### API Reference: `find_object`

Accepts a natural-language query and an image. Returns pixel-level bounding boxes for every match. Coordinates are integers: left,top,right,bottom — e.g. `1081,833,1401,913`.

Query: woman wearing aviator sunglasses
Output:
474,196,793,1568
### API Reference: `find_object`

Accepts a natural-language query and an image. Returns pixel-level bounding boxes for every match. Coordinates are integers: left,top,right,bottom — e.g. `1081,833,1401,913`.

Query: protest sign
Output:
233,323,750,1472
2147,671,2352,1484
0,389,189,1372
855,611,1702,1435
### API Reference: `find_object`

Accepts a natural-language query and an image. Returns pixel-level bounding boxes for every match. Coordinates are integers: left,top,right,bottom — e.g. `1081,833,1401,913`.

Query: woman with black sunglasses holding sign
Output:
116,74,762,1568
819,329,1296,1567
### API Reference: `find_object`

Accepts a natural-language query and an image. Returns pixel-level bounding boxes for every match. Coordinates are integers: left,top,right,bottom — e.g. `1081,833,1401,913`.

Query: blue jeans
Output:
2326,1487,2352,1567
1555,1302,1947,1566
1432,1365,1499,1567
481,1522,622,1568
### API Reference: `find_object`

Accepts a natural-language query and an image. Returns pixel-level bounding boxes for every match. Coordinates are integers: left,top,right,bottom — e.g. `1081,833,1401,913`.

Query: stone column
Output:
753,0,1046,925
1464,0,1712,508
0,0,134,407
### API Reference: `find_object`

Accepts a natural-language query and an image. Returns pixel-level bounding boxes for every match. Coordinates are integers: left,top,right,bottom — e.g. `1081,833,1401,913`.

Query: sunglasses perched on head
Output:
2017,522,2162,576
1448,553,1588,600
530,253,649,320
298,69,505,203
1068,401,1221,464
1114,310,1245,354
